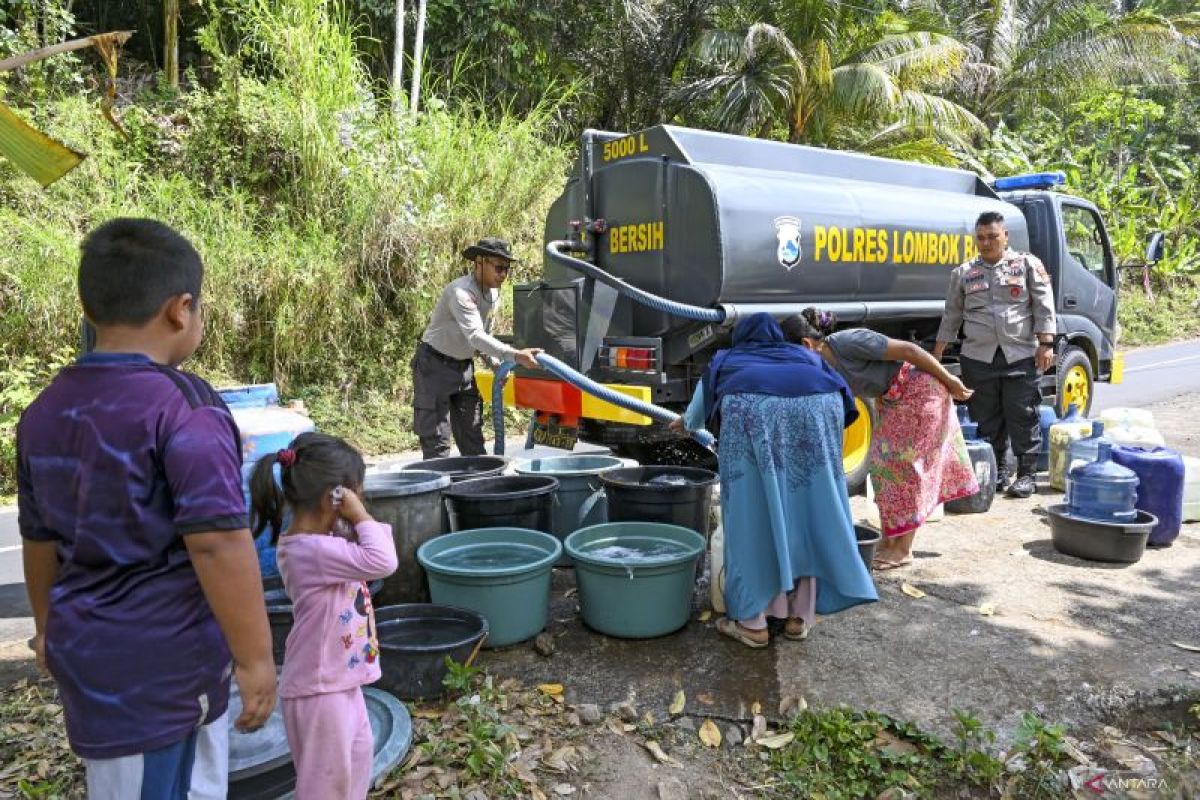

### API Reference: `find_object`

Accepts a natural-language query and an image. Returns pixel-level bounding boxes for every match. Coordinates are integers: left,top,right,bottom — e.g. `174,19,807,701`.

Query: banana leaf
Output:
0,100,84,186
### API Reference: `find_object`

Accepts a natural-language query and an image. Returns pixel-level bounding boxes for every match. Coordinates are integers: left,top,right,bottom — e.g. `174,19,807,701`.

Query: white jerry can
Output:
709,510,726,614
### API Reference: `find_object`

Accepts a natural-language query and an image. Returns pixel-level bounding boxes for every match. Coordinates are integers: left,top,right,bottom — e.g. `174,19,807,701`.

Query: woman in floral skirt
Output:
783,309,979,571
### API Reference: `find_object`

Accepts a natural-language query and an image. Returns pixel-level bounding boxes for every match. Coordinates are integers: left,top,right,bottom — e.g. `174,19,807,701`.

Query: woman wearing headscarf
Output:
670,313,877,648
782,309,979,571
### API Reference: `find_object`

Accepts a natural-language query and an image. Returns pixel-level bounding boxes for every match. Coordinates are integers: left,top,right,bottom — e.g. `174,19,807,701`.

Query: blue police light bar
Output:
992,172,1067,191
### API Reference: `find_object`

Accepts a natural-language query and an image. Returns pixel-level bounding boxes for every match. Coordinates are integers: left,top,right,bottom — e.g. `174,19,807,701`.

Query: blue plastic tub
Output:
565,521,705,639
417,528,562,647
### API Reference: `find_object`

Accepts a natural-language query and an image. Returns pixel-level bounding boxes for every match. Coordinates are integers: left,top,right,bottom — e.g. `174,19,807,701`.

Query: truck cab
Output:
1000,181,1123,414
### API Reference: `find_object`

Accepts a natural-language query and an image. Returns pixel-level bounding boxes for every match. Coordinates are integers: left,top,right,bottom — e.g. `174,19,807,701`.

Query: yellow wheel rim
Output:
843,397,872,477
1061,364,1090,415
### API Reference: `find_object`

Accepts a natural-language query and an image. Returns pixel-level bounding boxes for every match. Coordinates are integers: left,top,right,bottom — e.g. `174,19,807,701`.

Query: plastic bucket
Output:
417,527,562,647
401,455,508,483
364,470,452,605
443,475,559,533
599,466,719,536
264,576,383,665
514,455,624,565
565,521,705,639
855,525,882,571
374,604,489,699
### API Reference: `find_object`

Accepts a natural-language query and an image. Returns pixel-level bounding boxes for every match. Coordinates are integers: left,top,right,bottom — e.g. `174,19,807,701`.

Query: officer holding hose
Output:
412,237,542,459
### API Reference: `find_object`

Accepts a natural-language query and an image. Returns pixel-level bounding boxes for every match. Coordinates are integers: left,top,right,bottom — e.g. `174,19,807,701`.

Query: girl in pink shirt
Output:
250,433,398,800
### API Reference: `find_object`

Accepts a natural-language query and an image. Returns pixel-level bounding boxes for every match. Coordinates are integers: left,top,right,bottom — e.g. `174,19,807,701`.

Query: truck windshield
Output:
1062,204,1111,283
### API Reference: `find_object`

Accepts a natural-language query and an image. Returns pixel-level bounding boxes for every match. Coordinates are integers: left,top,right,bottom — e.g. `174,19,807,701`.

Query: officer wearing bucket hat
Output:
412,237,542,459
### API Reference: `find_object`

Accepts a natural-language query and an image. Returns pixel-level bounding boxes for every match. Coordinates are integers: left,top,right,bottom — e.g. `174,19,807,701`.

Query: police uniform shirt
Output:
421,274,519,364
936,248,1056,363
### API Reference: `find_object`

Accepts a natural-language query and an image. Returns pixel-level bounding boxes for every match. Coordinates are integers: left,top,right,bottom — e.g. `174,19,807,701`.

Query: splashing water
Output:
581,537,695,565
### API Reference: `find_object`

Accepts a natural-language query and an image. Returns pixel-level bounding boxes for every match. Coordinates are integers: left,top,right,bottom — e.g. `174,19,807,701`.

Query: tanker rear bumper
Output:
474,370,655,426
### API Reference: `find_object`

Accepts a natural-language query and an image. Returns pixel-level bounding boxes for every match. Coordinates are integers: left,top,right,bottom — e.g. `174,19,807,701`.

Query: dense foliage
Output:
1,0,1198,491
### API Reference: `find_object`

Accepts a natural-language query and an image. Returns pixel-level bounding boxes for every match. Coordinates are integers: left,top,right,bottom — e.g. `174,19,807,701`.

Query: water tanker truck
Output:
478,124,1159,489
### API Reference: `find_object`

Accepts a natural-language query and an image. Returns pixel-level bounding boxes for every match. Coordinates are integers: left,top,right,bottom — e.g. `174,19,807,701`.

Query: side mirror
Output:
1145,232,1165,265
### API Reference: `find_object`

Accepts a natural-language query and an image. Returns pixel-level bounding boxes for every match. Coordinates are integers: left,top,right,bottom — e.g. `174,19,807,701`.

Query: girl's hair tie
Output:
277,448,297,467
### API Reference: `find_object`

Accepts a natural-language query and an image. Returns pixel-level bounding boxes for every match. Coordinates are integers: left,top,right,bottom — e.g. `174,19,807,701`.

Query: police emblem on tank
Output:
774,216,802,269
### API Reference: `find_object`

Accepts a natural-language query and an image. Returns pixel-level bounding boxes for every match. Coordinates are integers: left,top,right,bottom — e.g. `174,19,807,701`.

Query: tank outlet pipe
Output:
490,356,715,453
534,353,715,451
546,241,726,324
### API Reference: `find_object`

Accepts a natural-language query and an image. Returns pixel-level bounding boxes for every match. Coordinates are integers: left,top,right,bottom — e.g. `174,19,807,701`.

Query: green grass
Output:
1117,277,1200,346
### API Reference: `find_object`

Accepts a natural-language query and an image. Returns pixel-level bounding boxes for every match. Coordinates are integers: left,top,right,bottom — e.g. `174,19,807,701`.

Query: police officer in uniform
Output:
934,211,1056,499
412,237,541,459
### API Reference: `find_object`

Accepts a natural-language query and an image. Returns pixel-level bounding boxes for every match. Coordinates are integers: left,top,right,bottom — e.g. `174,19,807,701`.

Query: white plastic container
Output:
1099,407,1156,432
1183,455,1200,524
1105,425,1166,449
709,511,726,613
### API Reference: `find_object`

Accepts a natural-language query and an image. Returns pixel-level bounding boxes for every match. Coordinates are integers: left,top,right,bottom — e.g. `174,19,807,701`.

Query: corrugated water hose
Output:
489,241,726,454
490,354,715,453
546,241,726,323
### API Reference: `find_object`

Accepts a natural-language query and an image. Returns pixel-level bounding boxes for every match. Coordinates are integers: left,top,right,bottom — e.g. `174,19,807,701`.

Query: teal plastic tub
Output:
417,527,562,648
565,521,705,639
514,455,624,565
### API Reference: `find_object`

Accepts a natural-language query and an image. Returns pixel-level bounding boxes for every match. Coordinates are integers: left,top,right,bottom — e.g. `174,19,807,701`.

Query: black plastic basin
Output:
1046,504,1157,564
374,603,489,699
443,475,559,533
401,455,508,482
855,524,882,571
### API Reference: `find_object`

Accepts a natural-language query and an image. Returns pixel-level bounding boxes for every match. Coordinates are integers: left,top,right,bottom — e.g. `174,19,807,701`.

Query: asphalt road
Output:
1,339,1198,647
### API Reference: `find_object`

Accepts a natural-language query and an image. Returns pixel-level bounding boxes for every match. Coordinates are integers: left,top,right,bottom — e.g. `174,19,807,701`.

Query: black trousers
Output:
411,343,486,460
960,350,1042,475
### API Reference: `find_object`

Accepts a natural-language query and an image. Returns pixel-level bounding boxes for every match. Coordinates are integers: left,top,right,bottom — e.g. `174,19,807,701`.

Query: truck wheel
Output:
1056,347,1093,417
843,397,875,496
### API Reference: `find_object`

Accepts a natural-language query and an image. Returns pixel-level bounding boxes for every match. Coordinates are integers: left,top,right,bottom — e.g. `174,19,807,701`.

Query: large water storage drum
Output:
1110,446,1185,548
219,384,315,576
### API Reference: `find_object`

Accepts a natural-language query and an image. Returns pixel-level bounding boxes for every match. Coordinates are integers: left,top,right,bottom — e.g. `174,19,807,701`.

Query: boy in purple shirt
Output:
18,218,276,799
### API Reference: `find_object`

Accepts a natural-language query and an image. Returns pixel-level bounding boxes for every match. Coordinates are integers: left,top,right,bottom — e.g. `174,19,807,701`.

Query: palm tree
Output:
904,0,1191,123
672,1,984,161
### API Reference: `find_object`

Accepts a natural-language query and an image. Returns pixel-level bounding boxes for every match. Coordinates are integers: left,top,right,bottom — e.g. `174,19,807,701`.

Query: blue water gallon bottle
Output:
1068,442,1139,523
1064,421,1109,503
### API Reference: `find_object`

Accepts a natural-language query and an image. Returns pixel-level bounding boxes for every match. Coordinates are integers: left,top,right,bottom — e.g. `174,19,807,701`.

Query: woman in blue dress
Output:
671,314,877,648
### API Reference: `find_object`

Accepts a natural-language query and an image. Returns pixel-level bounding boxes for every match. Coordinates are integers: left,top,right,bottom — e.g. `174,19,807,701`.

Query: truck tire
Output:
1056,346,1093,417
843,397,876,496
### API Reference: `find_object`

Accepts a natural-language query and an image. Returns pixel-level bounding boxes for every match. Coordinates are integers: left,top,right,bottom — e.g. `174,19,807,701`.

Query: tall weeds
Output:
0,0,570,490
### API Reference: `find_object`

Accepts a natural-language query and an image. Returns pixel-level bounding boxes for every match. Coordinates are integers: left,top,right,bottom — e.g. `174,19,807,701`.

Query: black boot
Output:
1006,456,1038,498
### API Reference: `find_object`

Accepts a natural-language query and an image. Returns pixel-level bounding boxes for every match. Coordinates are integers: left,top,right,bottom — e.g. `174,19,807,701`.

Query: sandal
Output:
871,556,914,572
716,617,769,649
784,617,810,641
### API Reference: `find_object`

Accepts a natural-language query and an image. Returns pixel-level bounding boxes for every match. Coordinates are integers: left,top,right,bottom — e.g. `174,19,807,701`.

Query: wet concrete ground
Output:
477,392,1200,744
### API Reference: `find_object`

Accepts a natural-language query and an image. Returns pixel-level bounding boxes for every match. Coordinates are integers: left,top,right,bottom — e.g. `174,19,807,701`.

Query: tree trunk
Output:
392,0,405,119
163,0,180,88
409,0,427,114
